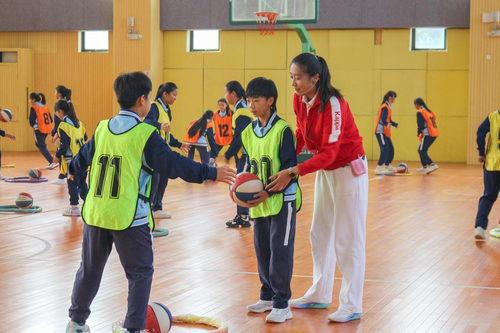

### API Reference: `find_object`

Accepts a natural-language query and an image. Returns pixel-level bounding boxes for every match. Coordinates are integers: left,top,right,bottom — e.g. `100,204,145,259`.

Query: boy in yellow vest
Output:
65,72,236,333
241,77,301,323
475,110,500,240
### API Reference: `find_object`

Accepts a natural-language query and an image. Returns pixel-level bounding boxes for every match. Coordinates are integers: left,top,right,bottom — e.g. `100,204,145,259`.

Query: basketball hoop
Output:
255,12,279,36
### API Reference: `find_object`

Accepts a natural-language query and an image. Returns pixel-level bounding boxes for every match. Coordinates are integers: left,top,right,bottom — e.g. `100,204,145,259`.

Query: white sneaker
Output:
63,206,81,216
265,307,293,323
153,210,172,219
425,164,439,174
66,320,90,333
51,178,67,185
112,320,148,333
328,309,362,322
375,165,389,174
47,162,59,170
416,166,428,173
475,226,486,240
386,164,397,172
0,174,5,180
247,300,273,313
288,296,330,309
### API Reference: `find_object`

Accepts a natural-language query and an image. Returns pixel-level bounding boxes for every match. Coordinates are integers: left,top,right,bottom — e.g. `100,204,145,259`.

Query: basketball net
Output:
255,12,279,36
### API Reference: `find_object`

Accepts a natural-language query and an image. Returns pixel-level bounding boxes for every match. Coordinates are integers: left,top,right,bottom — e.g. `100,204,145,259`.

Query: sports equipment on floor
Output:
15,192,33,209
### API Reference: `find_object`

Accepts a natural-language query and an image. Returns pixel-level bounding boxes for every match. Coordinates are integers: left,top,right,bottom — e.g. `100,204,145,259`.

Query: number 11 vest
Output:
82,120,157,230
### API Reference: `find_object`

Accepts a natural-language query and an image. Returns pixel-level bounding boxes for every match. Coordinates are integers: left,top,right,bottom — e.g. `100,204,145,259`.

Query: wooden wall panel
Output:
468,0,500,164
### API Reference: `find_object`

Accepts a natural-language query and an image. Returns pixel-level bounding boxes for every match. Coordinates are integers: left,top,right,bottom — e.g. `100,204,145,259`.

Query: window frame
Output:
410,28,447,52
188,30,220,53
80,31,109,53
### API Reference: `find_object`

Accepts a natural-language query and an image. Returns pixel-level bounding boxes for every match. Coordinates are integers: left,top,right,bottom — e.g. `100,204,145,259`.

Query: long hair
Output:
225,81,246,101
246,77,278,113
290,53,342,113
55,100,80,128
30,92,46,105
382,91,397,105
414,97,433,113
188,110,214,138
55,85,72,101
155,82,177,121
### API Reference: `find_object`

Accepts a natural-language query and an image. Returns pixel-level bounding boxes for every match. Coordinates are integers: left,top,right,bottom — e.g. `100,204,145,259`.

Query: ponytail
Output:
381,91,397,105
225,81,246,101
55,100,80,128
29,92,46,105
290,53,342,113
55,85,72,101
414,97,433,113
188,110,214,138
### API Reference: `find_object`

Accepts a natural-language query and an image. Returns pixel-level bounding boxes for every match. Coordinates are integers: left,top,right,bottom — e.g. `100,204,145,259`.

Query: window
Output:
81,31,109,52
411,28,447,51
188,30,220,52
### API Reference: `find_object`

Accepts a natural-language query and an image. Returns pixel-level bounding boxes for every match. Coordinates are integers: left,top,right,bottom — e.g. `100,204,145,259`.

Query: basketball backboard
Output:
229,0,319,25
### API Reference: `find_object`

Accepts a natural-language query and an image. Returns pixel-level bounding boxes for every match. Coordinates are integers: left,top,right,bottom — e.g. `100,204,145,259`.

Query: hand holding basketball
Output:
246,190,269,207
216,165,236,185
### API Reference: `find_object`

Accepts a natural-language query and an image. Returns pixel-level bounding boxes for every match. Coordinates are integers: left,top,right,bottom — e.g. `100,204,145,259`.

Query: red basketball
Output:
15,192,33,209
229,172,264,206
146,302,172,333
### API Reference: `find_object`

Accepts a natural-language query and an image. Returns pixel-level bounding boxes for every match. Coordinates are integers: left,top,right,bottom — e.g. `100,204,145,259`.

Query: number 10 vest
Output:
82,120,157,230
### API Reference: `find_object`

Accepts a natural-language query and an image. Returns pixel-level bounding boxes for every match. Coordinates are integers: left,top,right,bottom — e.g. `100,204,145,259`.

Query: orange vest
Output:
183,118,213,143
213,110,233,146
33,104,52,134
417,108,439,138
374,103,392,137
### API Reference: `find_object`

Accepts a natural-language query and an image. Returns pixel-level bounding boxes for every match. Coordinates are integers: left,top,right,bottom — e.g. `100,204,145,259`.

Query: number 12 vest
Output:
82,120,156,230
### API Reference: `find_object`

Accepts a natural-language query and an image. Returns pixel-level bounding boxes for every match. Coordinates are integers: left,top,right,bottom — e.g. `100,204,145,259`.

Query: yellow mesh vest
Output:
82,120,156,230
485,111,500,171
151,100,171,143
57,121,86,174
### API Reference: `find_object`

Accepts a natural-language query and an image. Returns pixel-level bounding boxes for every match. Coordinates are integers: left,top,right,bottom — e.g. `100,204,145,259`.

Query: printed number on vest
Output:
43,113,50,125
250,157,272,186
75,138,85,149
95,154,121,199
430,117,437,128
218,124,230,137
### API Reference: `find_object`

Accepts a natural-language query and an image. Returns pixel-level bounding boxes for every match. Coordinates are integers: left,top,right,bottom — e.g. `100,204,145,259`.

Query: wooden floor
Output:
1,151,500,333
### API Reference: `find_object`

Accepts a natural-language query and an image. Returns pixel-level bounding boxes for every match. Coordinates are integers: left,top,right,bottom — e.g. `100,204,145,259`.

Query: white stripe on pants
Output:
303,159,368,313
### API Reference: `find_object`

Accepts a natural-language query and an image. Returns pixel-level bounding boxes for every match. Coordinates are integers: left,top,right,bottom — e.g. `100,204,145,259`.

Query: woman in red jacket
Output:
267,53,368,323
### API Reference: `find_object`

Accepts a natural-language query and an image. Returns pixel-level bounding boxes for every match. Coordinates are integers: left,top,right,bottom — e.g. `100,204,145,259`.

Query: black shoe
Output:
226,214,251,228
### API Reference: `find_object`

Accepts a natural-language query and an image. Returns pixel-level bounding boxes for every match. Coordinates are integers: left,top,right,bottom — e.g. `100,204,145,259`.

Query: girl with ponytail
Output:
144,82,190,220
223,80,254,228
183,110,218,164
414,97,439,173
53,100,88,216
29,91,57,169
51,85,73,184
268,53,368,323
374,91,399,174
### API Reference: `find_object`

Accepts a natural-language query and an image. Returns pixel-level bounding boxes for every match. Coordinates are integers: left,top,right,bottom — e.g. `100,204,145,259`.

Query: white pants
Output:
303,159,368,313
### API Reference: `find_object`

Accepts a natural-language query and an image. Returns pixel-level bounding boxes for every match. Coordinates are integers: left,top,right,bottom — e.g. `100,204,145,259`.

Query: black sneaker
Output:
226,214,251,228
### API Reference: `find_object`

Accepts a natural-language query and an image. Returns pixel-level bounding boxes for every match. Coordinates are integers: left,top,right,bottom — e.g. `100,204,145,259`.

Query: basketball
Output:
15,192,33,209
230,172,264,206
28,168,42,179
146,302,173,333
396,163,409,174
0,109,13,122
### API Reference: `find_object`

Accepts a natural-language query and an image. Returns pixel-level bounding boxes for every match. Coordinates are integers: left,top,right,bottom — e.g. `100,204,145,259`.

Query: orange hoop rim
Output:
254,12,279,36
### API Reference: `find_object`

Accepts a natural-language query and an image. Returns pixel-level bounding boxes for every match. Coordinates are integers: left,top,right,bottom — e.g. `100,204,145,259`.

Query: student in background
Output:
183,110,219,164
29,92,58,169
474,110,500,240
415,97,439,174
374,91,398,174
0,121,16,180
144,82,190,219
51,85,73,185
213,98,233,155
53,99,88,217
223,81,254,228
